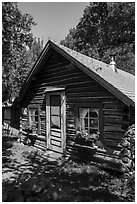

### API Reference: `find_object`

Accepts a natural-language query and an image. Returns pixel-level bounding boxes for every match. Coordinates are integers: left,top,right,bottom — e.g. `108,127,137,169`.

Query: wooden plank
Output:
51,130,61,138
66,119,75,125
51,139,61,147
67,80,95,88
103,110,125,116
66,84,104,93
66,135,75,141
96,147,121,157
66,130,75,134
66,123,75,128
67,91,112,97
50,128,61,133
39,71,83,83
42,60,69,71
69,96,116,103
103,101,122,109
104,117,129,125
104,125,124,133
40,67,80,79
104,139,122,149
35,140,46,145
34,144,46,151
36,135,46,141
104,132,123,140
104,115,122,120
75,143,97,150
93,153,122,165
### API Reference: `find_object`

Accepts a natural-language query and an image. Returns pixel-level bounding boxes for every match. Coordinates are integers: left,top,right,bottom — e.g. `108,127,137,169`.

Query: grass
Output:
2,135,135,202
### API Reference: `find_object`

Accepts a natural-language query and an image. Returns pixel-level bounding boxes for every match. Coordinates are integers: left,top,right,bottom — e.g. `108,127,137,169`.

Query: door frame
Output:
46,91,66,154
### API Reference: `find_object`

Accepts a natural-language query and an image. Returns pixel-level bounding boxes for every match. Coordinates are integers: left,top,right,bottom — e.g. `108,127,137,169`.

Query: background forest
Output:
2,2,43,102
2,2,135,103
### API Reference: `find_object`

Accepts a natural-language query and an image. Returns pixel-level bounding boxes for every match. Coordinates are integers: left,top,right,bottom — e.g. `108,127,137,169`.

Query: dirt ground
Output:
2,135,135,202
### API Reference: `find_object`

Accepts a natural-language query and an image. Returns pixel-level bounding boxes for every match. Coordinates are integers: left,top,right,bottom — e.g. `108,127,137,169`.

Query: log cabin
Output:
16,40,135,170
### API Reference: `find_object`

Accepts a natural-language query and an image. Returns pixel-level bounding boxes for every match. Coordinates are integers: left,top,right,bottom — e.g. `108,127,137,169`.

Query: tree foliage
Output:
61,2,135,75
2,2,43,102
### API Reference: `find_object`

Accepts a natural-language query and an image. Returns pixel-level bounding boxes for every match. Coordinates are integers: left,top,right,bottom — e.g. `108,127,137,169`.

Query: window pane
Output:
31,116,35,122
50,95,61,116
30,109,35,115
35,110,38,122
22,108,27,115
51,106,60,116
84,117,88,128
79,108,88,118
89,109,99,118
29,108,39,130
50,95,60,106
79,108,88,131
90,118,98,127
4,109,11,120
51,116,61,129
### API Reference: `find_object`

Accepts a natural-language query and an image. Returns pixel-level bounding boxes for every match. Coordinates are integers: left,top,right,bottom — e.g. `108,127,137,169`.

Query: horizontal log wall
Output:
20,49,134,168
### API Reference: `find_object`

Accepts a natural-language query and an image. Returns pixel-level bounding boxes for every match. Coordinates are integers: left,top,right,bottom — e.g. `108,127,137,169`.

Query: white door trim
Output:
46,91,66,154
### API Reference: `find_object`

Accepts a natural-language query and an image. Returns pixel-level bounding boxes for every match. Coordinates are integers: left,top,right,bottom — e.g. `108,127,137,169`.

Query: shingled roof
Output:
19,40,135,106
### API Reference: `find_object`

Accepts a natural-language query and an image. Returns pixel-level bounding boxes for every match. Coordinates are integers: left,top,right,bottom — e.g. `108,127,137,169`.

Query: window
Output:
79,108,99,134
50,95,61,129
28,106,40,134
3,107,11,125
76,103,103,141
22,108,27,116
4,108,11,120
29,109,39,128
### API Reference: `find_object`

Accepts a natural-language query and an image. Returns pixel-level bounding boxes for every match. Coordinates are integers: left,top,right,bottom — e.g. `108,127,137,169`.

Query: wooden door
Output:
46,92,66,154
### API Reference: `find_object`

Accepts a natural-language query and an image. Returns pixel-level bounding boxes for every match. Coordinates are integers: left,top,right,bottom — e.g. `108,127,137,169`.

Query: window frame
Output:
3,107,11,120
75,103,103,141
28,105,41,134
79,107,99,134
50,94,61,129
